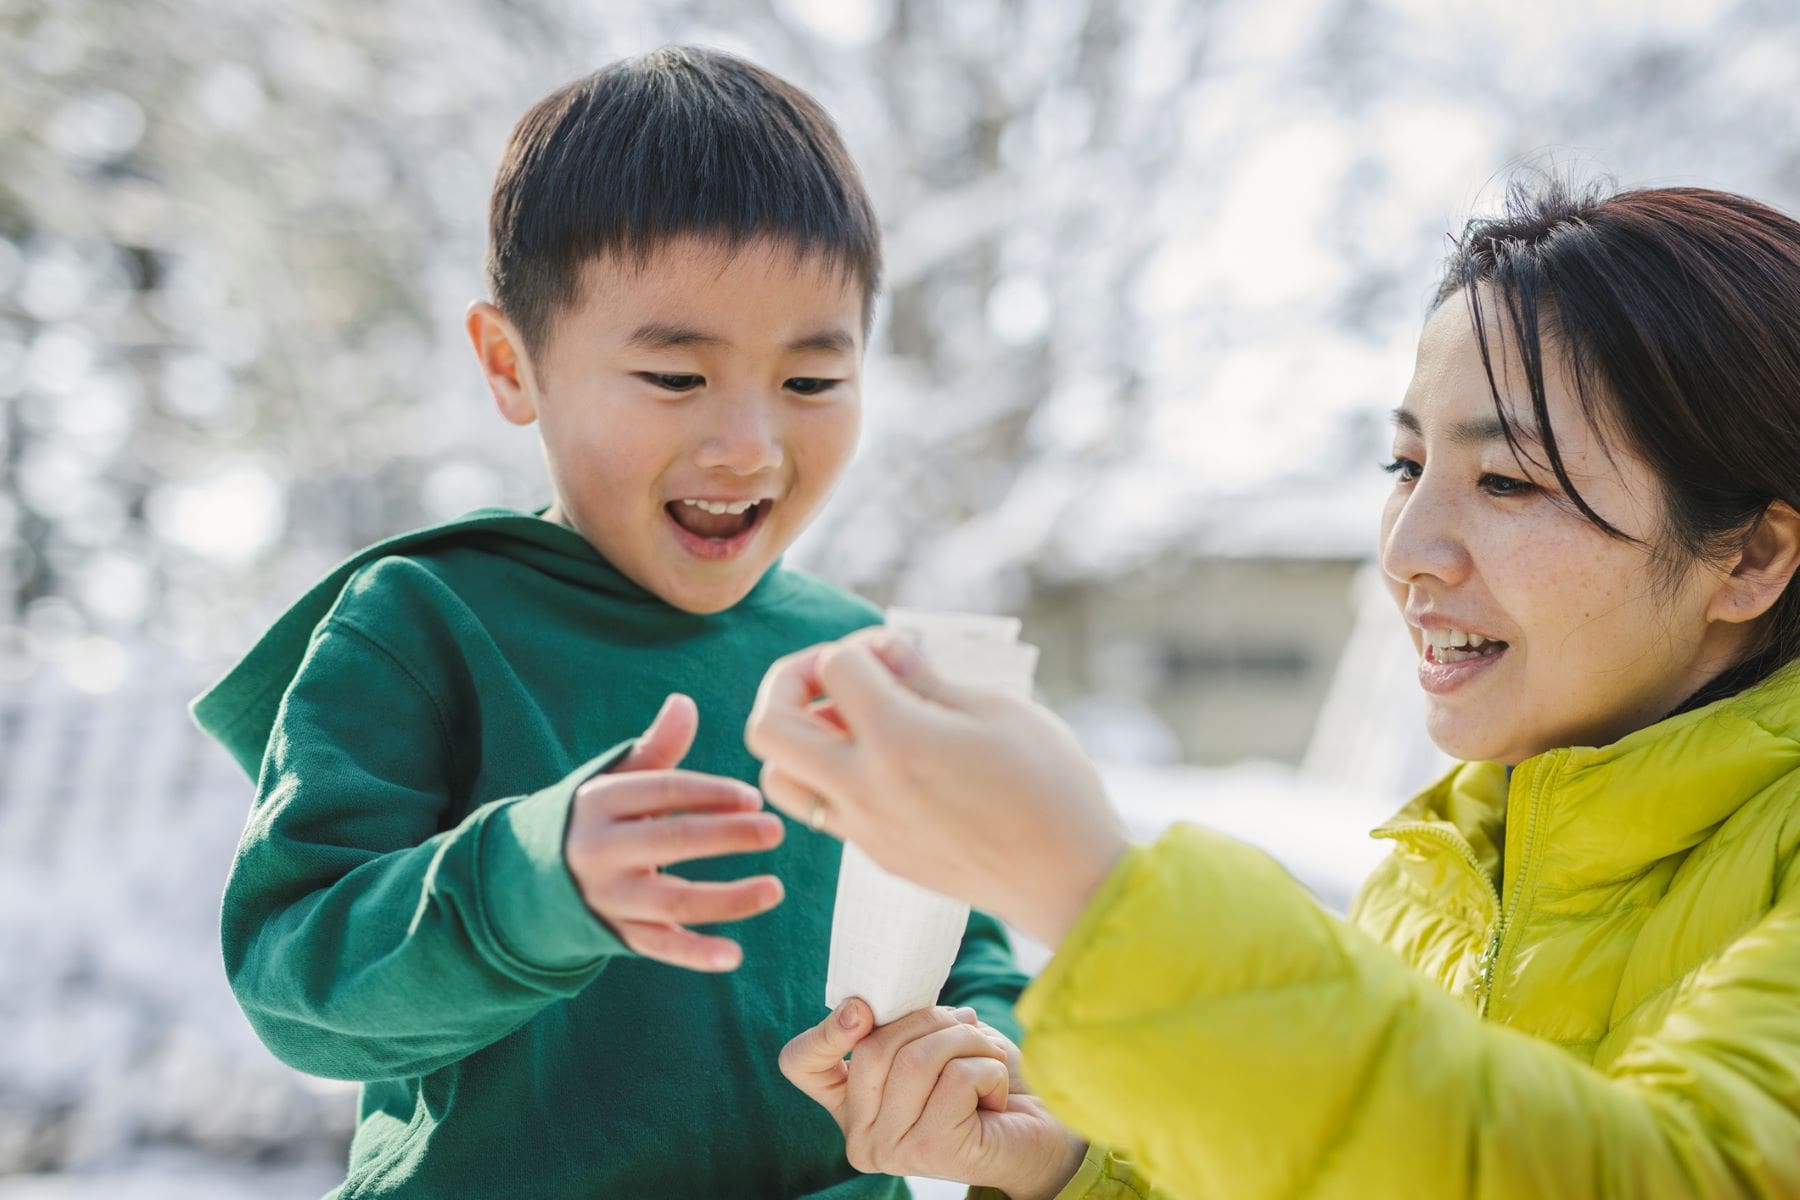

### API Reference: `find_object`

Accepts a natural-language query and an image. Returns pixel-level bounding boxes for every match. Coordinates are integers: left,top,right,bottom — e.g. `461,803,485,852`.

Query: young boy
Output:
192,47,1027,1198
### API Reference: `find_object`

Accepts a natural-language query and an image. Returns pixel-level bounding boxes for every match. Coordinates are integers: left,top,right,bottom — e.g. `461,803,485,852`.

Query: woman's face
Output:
1379,292,1747,765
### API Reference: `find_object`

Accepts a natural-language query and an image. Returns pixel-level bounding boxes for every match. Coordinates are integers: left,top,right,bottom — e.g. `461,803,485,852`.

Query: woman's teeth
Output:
1424,628,1506,663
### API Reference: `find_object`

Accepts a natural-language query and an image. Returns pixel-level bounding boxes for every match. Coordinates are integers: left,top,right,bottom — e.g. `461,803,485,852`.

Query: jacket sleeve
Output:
938,907,1032,1043
966,1143,1159,1200
220,618,633,1082
1015,822,1800,1199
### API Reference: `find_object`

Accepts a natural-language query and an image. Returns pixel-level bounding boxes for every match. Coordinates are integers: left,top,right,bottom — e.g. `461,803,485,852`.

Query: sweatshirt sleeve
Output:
220,618,633,1082
1015,823,1800,1199
938,907,1031,1044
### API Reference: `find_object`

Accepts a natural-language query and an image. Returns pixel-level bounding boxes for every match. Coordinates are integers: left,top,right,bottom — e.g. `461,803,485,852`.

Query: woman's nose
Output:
1378,479,1470,589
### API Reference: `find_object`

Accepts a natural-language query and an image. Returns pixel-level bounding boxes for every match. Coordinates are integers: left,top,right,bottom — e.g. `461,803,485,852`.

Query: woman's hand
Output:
745,630,1127,946
781,999,1086,1200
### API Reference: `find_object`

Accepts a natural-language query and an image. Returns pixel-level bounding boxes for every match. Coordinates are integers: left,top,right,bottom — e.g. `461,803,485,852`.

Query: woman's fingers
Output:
925,1054,1012,1125
863,1023,1010,1149
611,919,747,973
604,872,785,926
745,650,860,793
778,999,876,1124
812,638,941,735
842,1007,967,1136
758,763,828,830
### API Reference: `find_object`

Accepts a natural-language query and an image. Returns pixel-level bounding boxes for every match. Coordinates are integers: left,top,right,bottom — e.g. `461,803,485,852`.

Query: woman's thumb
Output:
777,999,874,1121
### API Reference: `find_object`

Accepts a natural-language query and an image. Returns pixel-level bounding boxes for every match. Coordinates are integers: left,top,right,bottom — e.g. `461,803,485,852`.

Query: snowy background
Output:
5,0,1800,1193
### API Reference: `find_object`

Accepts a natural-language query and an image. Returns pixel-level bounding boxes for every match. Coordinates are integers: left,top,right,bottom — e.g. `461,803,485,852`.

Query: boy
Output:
193,47,1028,1198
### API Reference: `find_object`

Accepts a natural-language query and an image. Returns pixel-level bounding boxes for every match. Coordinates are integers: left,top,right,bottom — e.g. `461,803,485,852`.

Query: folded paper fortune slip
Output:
823,608,1039,1025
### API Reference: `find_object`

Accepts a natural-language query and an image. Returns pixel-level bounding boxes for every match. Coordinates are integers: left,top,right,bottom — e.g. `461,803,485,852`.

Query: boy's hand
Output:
566,694,785,972
781,1000,1086,1200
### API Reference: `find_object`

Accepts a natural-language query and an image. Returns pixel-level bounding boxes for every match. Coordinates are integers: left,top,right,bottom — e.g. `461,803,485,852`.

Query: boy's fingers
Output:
778,999,875,1124
614,919,745,973
864,1023,1010,1146
607,873,785,926
614,694,699,773
582,770,763,820
608,810,785,869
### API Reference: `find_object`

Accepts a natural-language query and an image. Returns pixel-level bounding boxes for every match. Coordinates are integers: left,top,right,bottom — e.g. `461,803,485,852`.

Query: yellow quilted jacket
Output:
1020,659,1800,1199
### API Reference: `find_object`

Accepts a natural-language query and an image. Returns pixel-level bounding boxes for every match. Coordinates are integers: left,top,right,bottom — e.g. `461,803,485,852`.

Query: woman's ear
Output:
466,301,539,426
1709,501,1800,625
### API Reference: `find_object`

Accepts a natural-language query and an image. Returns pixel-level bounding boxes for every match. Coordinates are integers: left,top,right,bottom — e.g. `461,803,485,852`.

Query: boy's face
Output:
469,236,865,614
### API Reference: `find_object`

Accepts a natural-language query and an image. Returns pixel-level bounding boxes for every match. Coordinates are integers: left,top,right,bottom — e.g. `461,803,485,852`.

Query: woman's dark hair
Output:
1436,180,1800,709
486,46,881,357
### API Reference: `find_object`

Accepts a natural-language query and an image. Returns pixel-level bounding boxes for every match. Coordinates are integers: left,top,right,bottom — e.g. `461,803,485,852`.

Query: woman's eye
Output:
785,377,840,396
1479,472,1537,497
1381,457,1422,483
639,373,704,392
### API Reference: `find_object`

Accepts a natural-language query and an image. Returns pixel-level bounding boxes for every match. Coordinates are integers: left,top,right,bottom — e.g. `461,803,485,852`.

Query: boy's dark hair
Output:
486,46,882,356
1437,179,1800,710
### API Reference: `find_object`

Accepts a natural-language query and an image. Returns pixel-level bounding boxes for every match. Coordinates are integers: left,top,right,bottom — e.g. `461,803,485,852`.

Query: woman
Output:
748,182,1800,1199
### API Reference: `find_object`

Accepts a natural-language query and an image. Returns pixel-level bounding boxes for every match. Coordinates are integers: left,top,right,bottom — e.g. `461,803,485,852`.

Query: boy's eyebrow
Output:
627,323,725,350
787,329,857,354
1390,407,1543,448
625,324,858,355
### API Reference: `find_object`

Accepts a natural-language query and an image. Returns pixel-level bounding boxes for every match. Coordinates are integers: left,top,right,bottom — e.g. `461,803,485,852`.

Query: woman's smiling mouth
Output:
1416,625,1510,694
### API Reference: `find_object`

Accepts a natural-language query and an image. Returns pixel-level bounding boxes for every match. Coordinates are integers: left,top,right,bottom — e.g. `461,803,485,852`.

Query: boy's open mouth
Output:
665,498,772,541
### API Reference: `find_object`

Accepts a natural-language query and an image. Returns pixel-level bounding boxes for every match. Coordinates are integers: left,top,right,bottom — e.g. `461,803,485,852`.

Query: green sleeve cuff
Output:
478,742,636,971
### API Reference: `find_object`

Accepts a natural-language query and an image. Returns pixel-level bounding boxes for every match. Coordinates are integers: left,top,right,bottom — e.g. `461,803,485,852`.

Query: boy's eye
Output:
639,372,704,392
784,377,840,397
1380,456,1421,484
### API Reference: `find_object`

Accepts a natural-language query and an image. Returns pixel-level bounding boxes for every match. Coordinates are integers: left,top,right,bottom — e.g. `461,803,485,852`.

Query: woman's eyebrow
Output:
1390,407,1543,448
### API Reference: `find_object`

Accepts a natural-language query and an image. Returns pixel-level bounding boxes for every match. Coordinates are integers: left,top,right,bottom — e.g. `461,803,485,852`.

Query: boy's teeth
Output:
680,498,756,515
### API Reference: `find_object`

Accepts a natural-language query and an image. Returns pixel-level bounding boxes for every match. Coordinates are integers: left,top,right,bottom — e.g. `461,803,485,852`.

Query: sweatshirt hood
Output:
190,507,794,777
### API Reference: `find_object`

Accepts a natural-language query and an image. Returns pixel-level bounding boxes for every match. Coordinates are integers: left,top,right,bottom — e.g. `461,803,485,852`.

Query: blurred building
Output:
1031,554,1362,764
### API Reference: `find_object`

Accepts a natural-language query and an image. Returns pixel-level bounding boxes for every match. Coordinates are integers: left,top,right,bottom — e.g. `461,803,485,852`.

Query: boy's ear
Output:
1708,500,1800,625
466,301,539,426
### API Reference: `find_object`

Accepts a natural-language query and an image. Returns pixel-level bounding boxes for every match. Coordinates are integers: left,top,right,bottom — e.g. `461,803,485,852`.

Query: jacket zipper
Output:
1473,922,1505,1017
1373,821,1504,1014
1482,755,1555,1020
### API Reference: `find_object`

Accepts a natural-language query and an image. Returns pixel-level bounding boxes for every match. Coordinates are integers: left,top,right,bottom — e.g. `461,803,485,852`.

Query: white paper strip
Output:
824,610,1038,1025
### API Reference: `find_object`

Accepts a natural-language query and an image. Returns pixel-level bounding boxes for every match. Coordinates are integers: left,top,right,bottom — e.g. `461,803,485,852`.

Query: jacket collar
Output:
1373,658,1800,894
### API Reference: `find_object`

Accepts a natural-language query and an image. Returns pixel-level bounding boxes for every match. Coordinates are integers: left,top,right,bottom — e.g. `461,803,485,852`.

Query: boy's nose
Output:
696,400,785,475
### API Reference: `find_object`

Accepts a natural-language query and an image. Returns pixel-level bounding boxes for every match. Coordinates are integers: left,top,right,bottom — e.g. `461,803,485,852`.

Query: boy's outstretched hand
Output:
565,693,785,972
781,1000,1086,1199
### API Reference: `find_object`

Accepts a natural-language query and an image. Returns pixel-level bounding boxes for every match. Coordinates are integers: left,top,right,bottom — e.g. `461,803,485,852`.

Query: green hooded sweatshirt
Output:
192,509,1027,1199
